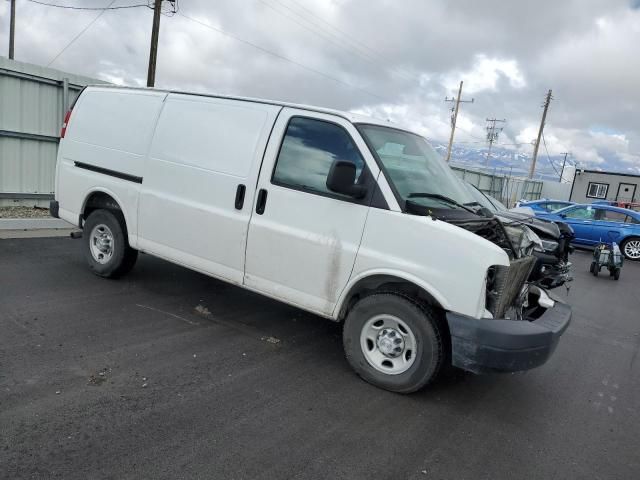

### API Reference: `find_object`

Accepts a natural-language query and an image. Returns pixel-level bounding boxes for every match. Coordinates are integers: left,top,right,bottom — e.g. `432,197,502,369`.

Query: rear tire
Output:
343,293,445,394
620,237,640,261
83,209,138,278
614,268,621,281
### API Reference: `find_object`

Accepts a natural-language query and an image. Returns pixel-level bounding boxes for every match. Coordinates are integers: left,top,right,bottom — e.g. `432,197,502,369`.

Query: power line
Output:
285,0,420,83
542,132,562,178
46,0,118,67
559,151,571,183
27,0,149,10
287,0,392,60
272,0,419,82
456,126,485,141
178,11,386,102
255,0,417,84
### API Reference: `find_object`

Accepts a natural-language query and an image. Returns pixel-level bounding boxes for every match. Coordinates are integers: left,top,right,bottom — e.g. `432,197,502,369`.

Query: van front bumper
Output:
446,295,571,374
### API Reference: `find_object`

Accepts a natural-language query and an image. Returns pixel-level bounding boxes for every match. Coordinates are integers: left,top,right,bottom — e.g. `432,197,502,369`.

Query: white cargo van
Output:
51,86,571,393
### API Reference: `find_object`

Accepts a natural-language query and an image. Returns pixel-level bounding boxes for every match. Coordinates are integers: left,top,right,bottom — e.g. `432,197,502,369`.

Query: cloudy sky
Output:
2,0,640,174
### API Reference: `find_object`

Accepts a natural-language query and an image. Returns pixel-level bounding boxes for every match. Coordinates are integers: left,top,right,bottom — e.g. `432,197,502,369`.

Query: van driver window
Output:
272,117,364,196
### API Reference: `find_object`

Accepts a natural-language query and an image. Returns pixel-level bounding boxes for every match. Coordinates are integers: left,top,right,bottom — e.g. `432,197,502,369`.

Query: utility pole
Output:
559,152,571,183
9,0,16,59
484,118,506,168
529,89,553,179
147,0,163,87
444,81,474,163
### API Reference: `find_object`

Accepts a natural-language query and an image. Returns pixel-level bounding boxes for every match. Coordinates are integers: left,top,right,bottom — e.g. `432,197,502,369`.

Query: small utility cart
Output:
590,241,623,280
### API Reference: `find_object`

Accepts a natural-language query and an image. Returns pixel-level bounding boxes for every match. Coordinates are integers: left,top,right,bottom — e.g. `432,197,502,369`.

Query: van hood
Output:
495,211,560,239
405,203,541,259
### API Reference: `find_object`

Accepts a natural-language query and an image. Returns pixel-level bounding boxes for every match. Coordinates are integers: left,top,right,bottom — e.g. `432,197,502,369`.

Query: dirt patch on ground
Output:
0,207,51,219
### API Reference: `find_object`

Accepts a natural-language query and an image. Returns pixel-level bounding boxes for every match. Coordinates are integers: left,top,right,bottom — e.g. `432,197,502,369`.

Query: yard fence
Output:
0,58,105,207
451,166,544,207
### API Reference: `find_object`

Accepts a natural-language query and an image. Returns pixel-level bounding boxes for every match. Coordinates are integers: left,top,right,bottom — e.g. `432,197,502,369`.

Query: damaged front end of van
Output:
357,123,571,375
414,206,571,374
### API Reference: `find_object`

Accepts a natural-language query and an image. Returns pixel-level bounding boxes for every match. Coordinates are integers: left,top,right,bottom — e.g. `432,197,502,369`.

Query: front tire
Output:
83,209,138,278
343,293,445,394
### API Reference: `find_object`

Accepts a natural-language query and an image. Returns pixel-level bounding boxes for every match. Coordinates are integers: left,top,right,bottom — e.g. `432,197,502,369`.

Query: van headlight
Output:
503,225,543,257
536,239,559,253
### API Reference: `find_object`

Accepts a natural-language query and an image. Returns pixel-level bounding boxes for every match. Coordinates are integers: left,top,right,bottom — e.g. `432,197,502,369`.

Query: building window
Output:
586,182,608,199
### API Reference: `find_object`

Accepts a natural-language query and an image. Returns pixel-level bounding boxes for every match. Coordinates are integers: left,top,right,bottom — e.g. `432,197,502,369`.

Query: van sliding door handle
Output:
256,189,268,215
235,184,246,210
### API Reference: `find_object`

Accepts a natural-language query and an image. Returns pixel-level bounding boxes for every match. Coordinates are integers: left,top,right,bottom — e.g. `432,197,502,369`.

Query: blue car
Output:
517,199,576,213
536,204,640,260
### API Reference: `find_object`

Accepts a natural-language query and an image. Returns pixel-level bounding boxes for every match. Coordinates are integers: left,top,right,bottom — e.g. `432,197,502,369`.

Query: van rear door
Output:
138,94,280,284
243,108,380,316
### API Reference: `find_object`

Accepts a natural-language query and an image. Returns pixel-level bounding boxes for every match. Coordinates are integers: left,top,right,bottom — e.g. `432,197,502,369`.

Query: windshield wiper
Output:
407,193,478,215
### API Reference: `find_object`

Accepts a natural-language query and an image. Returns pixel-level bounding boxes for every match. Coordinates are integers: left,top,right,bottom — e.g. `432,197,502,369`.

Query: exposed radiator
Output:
487,256,537,319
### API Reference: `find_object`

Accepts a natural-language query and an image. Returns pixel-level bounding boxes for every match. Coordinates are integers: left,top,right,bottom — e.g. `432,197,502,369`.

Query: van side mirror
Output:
326,160,367,198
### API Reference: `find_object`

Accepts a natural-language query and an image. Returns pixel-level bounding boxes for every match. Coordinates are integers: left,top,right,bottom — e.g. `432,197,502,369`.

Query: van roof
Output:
83,84,410,132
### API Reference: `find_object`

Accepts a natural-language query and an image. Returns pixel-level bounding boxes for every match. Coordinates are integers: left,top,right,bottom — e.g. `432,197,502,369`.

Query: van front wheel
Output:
83,209,137,278
343,293,445,393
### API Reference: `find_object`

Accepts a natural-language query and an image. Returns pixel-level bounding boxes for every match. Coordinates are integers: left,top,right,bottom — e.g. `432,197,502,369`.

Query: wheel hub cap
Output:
625,241,640,259
376,328,405,358
89,224,114,264
360,314,417,375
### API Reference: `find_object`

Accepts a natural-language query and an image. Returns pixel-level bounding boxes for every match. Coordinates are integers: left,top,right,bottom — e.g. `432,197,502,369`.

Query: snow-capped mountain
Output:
429,140,640,180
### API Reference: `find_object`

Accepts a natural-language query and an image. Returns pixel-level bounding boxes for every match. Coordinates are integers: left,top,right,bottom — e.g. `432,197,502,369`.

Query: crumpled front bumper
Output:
446,289,571,374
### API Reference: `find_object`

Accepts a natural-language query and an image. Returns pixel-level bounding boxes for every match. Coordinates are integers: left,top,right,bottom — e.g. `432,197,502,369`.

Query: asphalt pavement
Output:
1,237,639,479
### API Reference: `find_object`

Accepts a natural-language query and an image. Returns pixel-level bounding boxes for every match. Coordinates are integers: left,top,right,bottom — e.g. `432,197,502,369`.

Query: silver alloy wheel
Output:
360,314,417,375
89,224,114,264
624,240,640,259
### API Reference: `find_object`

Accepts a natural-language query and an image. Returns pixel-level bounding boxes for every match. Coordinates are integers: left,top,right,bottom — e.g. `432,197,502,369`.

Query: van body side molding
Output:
74,161,143,184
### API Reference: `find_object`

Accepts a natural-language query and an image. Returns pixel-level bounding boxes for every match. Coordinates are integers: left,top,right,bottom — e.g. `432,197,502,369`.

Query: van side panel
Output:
56,87,167,245
138,94,281,284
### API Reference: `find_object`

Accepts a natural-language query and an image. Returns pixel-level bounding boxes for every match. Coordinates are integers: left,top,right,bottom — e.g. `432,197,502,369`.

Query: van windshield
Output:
357,124,477,211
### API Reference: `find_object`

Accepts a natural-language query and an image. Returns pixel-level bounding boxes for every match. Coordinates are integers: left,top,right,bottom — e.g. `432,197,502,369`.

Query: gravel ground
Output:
0,206,51,219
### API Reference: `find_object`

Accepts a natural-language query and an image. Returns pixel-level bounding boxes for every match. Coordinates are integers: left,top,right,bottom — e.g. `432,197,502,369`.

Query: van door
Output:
243,109,380,316
138,94,281,284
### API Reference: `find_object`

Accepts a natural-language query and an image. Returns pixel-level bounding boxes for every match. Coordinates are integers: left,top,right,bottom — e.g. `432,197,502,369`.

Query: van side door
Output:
243,109,381,316
138,94,281,284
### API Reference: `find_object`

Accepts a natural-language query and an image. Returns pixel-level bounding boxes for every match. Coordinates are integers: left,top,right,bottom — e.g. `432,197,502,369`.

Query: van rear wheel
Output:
343,293,445,393
83,209,137,278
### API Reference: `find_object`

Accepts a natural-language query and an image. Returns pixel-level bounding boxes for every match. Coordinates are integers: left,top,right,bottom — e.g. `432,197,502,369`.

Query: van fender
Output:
80,186,138,248
333,268,452,319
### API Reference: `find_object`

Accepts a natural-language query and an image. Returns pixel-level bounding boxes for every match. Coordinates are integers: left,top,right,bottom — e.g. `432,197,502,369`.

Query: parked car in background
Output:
466,185,574,289
592,199,640,212
536,204,640,260
516,199,576,213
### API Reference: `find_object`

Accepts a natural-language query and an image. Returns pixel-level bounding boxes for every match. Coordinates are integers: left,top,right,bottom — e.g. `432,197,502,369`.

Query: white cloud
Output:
443,55,526,94
0,0,638,173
